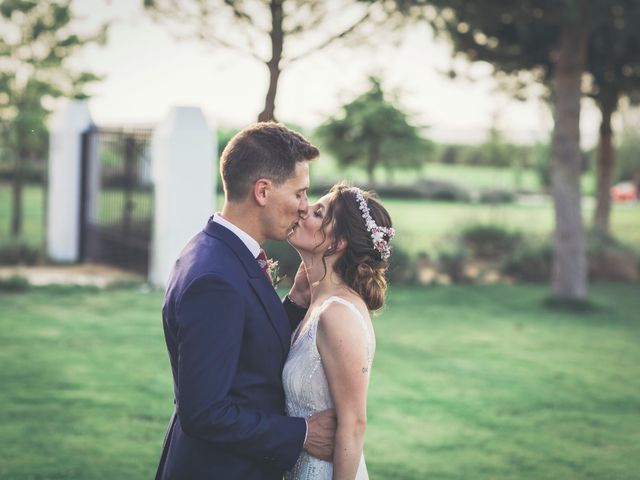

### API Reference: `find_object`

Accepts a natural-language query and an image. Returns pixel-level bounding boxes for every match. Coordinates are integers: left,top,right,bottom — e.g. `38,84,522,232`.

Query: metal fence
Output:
79,127,154,275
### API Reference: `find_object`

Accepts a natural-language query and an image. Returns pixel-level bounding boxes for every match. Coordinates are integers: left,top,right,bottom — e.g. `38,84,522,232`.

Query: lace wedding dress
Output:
283,296,373,480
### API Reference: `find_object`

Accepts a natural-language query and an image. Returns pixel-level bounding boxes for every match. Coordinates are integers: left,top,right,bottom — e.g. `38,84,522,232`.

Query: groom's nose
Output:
298,197,309,217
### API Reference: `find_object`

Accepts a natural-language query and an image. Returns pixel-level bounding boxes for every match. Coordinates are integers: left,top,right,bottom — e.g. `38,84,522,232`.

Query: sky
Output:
70,0,603,147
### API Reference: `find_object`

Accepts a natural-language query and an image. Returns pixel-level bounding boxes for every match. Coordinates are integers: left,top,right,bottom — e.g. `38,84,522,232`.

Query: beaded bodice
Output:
283,296,372,480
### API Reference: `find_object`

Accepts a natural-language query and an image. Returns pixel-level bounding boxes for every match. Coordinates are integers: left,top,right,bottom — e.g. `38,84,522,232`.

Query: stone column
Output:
149,107,216,287
46,101,94,262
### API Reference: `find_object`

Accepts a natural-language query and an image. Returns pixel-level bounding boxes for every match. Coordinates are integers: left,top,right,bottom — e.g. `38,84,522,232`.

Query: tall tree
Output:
143,0,392,121
549,8,589,301
0,0,106,237
316,76,431,184
586,2,640,233
413,0,595,300
397,0,640,285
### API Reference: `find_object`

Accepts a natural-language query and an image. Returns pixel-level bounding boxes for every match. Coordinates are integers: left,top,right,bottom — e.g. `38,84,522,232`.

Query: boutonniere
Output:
266,258,285,287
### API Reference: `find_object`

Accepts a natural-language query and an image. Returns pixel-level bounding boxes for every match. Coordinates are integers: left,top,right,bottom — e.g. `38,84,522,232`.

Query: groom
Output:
155,123,336,480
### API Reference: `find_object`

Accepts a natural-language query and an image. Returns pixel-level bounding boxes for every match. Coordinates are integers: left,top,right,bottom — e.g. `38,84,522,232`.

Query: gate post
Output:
149,107,216,287
47,101,94,262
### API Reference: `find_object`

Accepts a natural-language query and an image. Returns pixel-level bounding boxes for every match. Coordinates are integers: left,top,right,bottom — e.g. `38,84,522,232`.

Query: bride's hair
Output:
318,182,393,311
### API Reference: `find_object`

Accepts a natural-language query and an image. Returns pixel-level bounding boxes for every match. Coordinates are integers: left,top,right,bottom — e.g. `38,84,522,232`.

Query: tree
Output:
0,0,106,238
585,2,640,233
143,0,393,122
412,0,596,301
407,0,640,238
316,76,431,184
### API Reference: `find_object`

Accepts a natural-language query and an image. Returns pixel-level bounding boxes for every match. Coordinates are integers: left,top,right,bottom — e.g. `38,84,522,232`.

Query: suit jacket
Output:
155,218,307,480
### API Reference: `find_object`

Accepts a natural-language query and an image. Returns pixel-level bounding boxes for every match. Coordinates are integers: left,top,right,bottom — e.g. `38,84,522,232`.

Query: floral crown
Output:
353,189,395,261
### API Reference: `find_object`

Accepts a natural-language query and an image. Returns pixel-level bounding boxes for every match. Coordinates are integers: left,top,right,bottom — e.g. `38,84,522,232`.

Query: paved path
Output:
0,263,145,288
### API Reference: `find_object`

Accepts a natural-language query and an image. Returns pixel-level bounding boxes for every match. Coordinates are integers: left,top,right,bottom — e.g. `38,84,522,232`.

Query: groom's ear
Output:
253,179,271,206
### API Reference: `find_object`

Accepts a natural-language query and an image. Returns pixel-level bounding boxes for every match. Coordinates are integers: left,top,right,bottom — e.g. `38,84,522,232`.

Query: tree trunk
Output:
593,94,617,234
258,0,284,122
10,156,23,237
550,21,589,300
367,139,380,185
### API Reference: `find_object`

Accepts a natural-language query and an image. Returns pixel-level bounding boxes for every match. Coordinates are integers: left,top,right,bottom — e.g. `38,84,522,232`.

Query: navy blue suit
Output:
156,218,307,480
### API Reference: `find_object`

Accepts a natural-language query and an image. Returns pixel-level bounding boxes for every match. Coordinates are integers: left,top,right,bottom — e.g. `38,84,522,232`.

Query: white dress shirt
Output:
212,213,261,258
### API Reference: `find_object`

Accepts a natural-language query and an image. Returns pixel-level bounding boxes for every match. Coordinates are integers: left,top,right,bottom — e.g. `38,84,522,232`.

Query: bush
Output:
436,243,469,284
587,231,639,281
0,161,46,183
501,232,639,283
439,145,463,164
369,182,425,199
615,119,640,184
460,224,522,259
0,274,30,292
501,241,553,282
386,244,418,284
413,178,471,202
0,242,42,265
477,188,516,204
533,142,551,191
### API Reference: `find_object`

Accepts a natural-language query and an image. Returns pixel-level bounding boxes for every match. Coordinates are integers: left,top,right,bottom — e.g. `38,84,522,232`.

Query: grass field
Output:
0,184,47,247
1,283,639,479
310,156,597,196
2,183,639,255
383,198,640,254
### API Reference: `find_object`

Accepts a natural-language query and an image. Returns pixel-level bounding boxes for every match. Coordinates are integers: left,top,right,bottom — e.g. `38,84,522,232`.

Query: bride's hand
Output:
288,262,310,308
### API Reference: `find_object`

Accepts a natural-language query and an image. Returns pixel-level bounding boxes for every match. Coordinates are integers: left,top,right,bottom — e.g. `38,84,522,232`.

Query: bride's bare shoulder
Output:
316,296,371,340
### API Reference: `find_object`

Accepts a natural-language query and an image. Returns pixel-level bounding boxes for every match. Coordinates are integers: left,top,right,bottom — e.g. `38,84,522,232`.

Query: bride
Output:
284,182,395,480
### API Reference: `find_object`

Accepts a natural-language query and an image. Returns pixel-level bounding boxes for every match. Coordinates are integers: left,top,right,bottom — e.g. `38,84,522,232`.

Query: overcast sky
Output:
70,0,603,147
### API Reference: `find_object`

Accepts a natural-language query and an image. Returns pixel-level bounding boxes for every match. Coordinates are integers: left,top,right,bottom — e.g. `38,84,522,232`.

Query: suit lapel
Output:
204,218,290,356
248,278,289,356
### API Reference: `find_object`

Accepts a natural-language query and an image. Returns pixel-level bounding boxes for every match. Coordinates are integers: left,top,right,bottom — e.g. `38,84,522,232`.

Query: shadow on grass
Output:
542,296,602,314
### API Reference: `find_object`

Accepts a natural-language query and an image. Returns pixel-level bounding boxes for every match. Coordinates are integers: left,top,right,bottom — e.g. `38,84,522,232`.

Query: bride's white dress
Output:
283,296,373,480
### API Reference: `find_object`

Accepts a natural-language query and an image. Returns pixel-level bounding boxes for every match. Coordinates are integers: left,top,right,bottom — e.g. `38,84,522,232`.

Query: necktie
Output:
256,249,272,284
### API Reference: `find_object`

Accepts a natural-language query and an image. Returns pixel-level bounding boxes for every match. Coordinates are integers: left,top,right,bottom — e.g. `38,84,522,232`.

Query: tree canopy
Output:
413,0,594,300
423,1,640,235
0,0,107,236
316,76,431,184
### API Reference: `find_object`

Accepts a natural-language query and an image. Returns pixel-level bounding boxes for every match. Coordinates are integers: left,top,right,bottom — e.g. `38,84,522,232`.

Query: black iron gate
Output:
79,127,154,275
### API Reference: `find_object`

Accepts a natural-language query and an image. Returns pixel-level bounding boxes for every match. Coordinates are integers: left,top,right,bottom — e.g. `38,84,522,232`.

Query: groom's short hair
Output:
221,122,319,202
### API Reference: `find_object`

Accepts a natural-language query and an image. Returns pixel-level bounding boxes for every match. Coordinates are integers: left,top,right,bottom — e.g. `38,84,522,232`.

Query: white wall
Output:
149,106,217,287
47,101,94,262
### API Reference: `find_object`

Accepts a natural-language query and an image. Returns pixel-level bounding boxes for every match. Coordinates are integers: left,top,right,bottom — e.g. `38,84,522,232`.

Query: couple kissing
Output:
156,123,394,480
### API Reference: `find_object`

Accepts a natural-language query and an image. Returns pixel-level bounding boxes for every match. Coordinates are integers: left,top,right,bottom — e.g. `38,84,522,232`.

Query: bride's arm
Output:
284,262,311,329
316,303,371,480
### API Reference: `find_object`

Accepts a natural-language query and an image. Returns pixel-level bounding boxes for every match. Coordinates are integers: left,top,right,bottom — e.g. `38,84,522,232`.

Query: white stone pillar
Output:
149,107,216,287
47,101,94,262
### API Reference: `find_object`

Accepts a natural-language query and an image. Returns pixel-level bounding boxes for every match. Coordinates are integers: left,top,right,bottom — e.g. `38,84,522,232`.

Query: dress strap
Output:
317,296,373,368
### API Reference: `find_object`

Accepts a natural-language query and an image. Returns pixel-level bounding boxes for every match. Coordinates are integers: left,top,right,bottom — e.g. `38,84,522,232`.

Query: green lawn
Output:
1,284,639,479
2,182,639,257
310,156,596,195
382,198,640,255
0,184,151,247
0,183,46,247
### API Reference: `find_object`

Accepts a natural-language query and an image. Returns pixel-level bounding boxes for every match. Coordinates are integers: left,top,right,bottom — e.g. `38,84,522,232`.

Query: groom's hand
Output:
303,409,337,461
289,262,311,308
